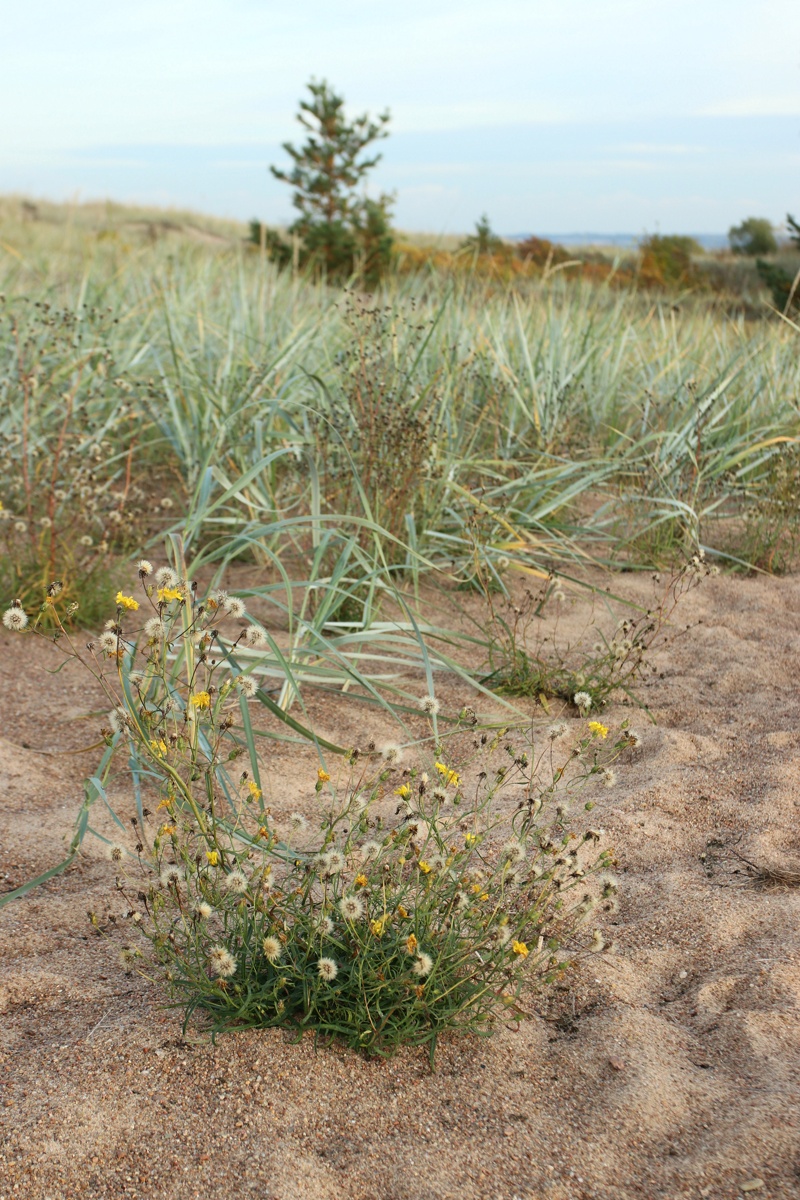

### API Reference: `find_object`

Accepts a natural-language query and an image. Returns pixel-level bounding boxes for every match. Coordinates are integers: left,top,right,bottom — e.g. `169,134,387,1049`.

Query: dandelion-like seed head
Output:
589,930,606,953
160,864,184,888
412,952,434,977
107,842,125,863
119,947,139,970
238,675,258,697
359,840,383,862
418,695,441,716
79,535,93,547
196,901,213,920
431,786,448,806
502,839,527,865
3,605,29,632
262,935,282,963
601,768,617,789
155,566,178,588
339,894,364,921
223,596,246,619
224,868,249,895
494,923,513,947
381,742,404,765
573,691,592,712
208,945,237,978
406,817,430,847
316,915,334,937
98,630,119,653
317,956,338,982
244,625,268,649
143,617,166,640
289,812,308,831
137,559,153,576
600,872,619,896
626,728,642,748
322,849,346,876
548,721,568,740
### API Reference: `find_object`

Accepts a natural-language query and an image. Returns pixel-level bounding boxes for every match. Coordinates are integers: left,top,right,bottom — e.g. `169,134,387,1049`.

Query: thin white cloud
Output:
701,95,800,117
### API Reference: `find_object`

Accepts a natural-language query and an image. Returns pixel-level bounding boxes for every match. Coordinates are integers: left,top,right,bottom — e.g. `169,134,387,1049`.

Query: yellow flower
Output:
418,860,432,875
393,784,411,798
149,738,168,756
471,882,482,894
370,915,389,937
479,892,489,902
317,768,330,783
406,933,418,954
157,586,183,603
397,905,409,919
247,780,262,801
354,873,368,888
588,721,609,739
512,940,529,958
465,832,478,848
435,762,460,787
257,826,269,839
115,592,139,611
159,824,177,837
206,850,219,866
190,691,211,709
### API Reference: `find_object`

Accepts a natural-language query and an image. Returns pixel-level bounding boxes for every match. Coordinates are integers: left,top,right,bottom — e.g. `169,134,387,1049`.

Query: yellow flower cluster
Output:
190,691,211,709
115,592,139,611
435,762,460,787
588,721,609,739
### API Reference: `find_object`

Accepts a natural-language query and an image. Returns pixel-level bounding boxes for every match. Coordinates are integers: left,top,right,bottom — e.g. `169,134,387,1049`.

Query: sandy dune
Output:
1,570,799,1200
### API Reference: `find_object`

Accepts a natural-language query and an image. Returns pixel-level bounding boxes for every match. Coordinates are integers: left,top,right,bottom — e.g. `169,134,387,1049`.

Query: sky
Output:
2,0,800,235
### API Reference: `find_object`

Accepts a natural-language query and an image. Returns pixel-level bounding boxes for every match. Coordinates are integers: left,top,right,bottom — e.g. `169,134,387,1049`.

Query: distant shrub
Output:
460,214,511,259
639,234,702,288
729,217,777,257
515,236,574,269
755,258,800,313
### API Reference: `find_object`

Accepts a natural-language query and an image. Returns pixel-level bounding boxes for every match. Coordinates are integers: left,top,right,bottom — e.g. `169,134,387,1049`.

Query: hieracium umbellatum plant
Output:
5,564,631,1064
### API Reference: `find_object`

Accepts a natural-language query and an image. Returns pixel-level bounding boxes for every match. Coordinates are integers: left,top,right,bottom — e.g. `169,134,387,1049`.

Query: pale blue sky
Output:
2,0,799,233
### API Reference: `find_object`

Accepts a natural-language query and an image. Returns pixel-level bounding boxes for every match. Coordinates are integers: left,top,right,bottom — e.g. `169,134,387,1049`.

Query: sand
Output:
1,569,799,1200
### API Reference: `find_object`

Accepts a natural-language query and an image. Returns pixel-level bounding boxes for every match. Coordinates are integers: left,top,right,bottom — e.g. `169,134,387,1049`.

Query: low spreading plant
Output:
476,552,717,712
5,564,629,1065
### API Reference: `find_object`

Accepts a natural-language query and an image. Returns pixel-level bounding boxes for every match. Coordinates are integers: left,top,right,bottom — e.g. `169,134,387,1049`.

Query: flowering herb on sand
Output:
10,566,634,1067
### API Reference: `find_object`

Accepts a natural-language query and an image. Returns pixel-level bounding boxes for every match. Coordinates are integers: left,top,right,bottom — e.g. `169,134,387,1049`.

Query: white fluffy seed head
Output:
412,952,434,977
317,956,338,981
207,946,237,978
262,935,282,963
244,625,268,649
339,894,364,921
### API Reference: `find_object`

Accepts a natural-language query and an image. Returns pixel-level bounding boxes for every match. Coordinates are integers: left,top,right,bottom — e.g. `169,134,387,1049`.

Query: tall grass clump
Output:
0,297,152,621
